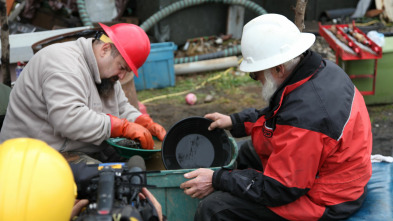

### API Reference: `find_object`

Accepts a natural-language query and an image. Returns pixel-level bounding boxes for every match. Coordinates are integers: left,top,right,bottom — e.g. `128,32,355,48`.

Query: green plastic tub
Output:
146,137,238,221
340,36,393,105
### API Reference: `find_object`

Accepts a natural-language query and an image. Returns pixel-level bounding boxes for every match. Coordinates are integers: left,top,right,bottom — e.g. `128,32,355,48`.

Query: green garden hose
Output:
140,0,267,32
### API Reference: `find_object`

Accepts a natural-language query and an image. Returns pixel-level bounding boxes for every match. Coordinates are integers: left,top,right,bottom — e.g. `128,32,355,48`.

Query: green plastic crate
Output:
340,36,393,105
146,137,238,220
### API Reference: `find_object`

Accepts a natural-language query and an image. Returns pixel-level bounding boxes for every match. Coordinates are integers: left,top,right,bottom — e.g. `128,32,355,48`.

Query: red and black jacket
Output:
212,50,372,220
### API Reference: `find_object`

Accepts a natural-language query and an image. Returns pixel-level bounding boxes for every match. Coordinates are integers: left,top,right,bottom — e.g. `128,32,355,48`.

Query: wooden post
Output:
120,72,140,111
227,5,245,39
294,0,308,32
0,0,11,87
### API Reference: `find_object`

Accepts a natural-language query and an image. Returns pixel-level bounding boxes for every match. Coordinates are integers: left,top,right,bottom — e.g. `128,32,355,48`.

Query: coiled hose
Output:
76,0,267,63
76,0,93,27
139,0,267,32
76,0,267,30
139,0,266,64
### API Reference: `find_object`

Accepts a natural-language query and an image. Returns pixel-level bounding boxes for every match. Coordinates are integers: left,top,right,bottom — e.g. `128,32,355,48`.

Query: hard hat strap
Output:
95,31,113,43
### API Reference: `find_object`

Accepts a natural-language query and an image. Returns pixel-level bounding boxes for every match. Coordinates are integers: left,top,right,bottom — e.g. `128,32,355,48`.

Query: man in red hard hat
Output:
0,23,166,163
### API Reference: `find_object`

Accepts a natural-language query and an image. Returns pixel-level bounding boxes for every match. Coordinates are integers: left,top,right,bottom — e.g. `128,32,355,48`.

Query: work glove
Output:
135,114,167,141
108,114,154,149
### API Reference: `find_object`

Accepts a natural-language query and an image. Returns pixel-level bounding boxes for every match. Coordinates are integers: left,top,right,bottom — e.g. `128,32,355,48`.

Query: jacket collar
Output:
76,37,102,84
265,50,324,119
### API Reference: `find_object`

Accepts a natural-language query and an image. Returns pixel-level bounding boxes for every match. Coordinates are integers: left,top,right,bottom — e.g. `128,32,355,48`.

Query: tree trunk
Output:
0,0,11,86
294,0,308,32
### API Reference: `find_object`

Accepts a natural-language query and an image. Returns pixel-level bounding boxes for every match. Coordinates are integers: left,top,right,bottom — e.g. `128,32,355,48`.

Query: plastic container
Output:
134,42,177,91
146,137,238,221
106,137,161,159
367,30,385,47
342,36,393,105
162,116,233,170
15,62,24,79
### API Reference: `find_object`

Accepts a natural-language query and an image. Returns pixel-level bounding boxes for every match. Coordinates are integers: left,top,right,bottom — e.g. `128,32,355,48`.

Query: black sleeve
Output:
212,168,309,207
229,107,266,137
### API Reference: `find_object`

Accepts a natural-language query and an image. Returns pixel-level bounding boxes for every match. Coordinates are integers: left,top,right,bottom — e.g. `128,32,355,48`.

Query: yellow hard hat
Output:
0,138,77,221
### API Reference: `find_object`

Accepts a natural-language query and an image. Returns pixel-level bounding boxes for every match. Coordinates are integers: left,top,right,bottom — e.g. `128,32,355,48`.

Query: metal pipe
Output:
174,56,238,75
175,45,241,64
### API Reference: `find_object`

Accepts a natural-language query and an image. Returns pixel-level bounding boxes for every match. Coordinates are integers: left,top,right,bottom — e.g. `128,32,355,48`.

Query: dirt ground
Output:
144,79,393,157
367,104,393,156
144,38,393,157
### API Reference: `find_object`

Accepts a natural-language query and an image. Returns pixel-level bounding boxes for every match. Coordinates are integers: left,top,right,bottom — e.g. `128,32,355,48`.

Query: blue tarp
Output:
346,162,393,220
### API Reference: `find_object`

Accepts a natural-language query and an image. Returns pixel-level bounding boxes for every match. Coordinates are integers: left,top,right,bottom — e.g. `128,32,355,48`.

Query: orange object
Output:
135,114,166,141
6,0,15,16
108,114,154,149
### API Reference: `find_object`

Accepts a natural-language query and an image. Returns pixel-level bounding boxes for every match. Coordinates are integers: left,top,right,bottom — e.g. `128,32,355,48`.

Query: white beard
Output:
261,70,279,102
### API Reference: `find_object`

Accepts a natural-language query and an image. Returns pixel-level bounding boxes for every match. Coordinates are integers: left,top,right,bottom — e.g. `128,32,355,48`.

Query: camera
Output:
73,156,159,221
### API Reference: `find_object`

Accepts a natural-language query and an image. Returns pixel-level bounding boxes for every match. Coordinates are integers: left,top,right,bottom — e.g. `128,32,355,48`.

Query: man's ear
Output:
275,64,286,78
100,43,111,57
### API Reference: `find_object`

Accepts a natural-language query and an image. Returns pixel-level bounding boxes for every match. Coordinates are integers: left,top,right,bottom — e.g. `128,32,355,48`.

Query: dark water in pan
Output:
175,134,214,168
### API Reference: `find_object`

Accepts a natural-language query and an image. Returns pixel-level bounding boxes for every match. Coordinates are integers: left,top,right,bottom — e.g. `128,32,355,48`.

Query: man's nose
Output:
118,72,126,80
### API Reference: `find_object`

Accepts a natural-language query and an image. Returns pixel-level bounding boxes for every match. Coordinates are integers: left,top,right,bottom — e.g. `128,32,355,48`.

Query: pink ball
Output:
185,93,197,105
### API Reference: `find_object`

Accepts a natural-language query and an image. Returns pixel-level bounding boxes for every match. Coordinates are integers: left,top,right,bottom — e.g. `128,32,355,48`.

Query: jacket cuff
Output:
229,113,247,137
212,169,228,190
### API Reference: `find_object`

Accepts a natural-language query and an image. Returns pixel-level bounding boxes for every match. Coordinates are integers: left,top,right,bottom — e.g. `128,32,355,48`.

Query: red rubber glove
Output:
135,114,167,141
108,114,154,149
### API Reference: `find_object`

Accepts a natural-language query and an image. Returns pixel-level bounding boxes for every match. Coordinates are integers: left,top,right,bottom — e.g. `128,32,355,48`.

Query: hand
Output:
180,168,214,199
139,187,163,221
135,114,167,141
204,112,232,131
108,114,154,149
71,199,89,219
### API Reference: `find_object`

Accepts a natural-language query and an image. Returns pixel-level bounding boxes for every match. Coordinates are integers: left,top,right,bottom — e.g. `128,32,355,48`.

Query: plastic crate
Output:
363,36,393,104
134,42,177,91
341,36,393,104
146,137,238,221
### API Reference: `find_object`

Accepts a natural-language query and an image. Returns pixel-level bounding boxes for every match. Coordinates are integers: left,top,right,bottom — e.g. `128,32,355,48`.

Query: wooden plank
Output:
1,0,11,86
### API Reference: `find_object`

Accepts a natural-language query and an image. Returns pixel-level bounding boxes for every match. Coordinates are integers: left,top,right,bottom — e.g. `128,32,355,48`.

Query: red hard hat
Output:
99,23,150,77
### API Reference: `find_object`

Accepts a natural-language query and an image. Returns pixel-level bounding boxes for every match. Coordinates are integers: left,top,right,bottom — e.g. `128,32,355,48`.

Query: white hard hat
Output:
239,14,315,72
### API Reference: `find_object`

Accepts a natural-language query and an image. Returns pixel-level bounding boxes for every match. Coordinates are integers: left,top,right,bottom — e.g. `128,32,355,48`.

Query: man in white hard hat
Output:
181,14,372,220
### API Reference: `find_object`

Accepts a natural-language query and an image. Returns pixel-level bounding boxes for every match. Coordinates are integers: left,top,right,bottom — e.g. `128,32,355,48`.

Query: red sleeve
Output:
262,124,335,189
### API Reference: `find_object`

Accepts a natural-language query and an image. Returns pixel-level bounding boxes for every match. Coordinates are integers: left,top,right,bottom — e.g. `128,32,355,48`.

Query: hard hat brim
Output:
239,33,316,72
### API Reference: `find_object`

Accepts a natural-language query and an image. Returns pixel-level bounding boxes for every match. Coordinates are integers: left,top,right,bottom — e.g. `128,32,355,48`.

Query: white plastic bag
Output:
367,30,385,47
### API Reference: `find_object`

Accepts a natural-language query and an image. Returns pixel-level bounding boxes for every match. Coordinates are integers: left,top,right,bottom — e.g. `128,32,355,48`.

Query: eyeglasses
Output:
249,72,258,81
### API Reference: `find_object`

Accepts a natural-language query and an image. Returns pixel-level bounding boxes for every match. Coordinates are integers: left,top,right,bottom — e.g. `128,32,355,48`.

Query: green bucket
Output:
146,137,238,220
